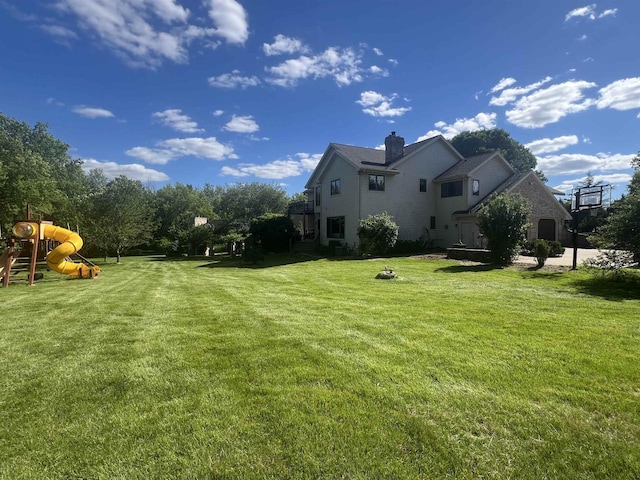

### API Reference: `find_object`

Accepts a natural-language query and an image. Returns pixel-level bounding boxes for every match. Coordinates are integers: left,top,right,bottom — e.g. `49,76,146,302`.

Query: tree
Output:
205,182,289,226
154,183,215,254
477,193,531,266
357,212,399,256
590,171,640,262
450,129,544,180
248,214,295,253
84,176,157,263
0,113,88,231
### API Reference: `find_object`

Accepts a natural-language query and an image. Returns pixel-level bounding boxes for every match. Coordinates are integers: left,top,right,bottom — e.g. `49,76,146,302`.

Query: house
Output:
303,132,571,249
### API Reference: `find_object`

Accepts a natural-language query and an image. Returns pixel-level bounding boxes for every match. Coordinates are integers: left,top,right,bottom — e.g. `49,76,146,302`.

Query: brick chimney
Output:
384,131,405,162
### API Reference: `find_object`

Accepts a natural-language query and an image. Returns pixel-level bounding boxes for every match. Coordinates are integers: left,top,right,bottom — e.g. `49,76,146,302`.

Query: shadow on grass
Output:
434,263,499,273
196,253,322,269
569,276,640,301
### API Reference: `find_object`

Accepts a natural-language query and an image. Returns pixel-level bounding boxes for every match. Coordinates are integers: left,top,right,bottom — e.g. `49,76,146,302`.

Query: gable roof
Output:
465,170,572,221
435,152,515,182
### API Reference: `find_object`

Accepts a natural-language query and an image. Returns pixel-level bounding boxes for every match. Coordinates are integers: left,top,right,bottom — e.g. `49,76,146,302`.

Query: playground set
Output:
1,206,100,287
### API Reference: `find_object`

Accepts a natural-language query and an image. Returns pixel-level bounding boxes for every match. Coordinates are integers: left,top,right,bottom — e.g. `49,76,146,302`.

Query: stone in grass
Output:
375,266,397,280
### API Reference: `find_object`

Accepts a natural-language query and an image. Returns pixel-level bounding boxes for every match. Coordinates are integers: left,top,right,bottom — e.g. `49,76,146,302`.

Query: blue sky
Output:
1,1,639,200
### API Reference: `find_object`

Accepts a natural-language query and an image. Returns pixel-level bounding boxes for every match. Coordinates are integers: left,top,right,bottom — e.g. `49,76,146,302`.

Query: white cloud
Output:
81,158,169,181
208,70,260,88
554,173,632,194
72,106,115,119
40,24,78,42
263,34,309,56
223,114,259,133
51,0,247,68
489,76,553,106
295,152,322,171
598,9,617,18
124,147,178,164
417,112,497,141
490,77,517,93
388,58,398,66
525,135,579,155
126,136,236,164
536,152,636,175
565,4,596,22
596,77,640,111
152,109,203,133
266,47,363,87
206,0,249,45
221,152,321,179
505,80,597,128
373,47,384,56
356,91,411,118
369,65,389,77
578,34,588,41
212,109,224,117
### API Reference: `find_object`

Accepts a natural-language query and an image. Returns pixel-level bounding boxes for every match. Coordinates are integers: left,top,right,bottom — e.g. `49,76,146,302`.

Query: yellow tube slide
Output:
43,224,100,277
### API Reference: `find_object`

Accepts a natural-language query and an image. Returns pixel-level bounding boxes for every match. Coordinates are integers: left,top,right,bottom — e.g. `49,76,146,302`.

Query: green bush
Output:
477,193,530,266
249,214,294,253
357,212,399,256
533,240,551,267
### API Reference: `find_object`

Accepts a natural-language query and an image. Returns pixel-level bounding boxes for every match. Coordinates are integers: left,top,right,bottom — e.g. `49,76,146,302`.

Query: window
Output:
327,216,345,238
315,187,321,206
441,180,463,198
330,179,340,195
368,174,385,191
472,179,480,196
430,216,436,230
419,178,427,192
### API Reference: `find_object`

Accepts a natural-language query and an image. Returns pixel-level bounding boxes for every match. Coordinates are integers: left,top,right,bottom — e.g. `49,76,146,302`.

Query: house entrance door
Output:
460,222,476,247
538,219,556,241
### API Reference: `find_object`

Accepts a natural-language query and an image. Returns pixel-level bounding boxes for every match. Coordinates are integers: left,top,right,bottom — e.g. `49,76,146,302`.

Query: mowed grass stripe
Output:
0,255,638,479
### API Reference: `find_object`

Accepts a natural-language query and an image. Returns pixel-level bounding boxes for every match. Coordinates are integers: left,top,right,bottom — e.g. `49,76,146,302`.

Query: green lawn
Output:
0,255,638,479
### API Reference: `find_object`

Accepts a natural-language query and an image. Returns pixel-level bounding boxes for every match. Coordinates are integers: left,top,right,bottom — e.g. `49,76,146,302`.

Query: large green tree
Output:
154,183,215,254
590,169,640,261
0,113,88,231
84,176,157,263
477,193,531,266
450,129,544,179
205,182,289,226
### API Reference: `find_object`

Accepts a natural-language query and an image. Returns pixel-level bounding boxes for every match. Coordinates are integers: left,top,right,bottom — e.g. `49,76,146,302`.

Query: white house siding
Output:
318,154,360,246
360,141,460,244
466,159,513,205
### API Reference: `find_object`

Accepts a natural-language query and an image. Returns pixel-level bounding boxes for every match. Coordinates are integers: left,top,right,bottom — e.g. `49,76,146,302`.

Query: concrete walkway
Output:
515,248,600,267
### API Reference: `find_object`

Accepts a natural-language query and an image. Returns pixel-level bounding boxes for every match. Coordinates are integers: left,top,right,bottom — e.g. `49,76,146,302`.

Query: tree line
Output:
0,112,294,261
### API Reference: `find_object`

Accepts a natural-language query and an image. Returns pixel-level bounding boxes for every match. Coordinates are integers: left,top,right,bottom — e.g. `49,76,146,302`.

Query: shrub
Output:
533,239,551,267
477,193,530,266
548,240,565,257
242,246,265,264
583,250,638,282
249,214,294,253
357,212,399,256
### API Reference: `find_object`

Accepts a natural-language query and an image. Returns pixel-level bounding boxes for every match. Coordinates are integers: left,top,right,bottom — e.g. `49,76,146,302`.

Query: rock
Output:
375,270,396,279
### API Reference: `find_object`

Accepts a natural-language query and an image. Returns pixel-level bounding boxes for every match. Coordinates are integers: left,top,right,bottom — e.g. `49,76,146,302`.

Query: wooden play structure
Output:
1,207,100,287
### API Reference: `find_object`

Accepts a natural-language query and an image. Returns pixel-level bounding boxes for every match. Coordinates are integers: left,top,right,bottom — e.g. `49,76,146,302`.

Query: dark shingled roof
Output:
331,143,385,166
435,152,496,181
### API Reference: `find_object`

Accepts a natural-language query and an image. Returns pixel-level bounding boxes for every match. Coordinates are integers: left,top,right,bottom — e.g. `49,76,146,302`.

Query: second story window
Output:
315,187,321,206
330,179,340,195
419,178,427,192
368,174,385,191
472,179,480,196
441,180,463,198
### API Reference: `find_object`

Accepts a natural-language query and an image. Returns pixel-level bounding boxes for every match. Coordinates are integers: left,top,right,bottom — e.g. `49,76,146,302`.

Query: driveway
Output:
515,248,600,267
